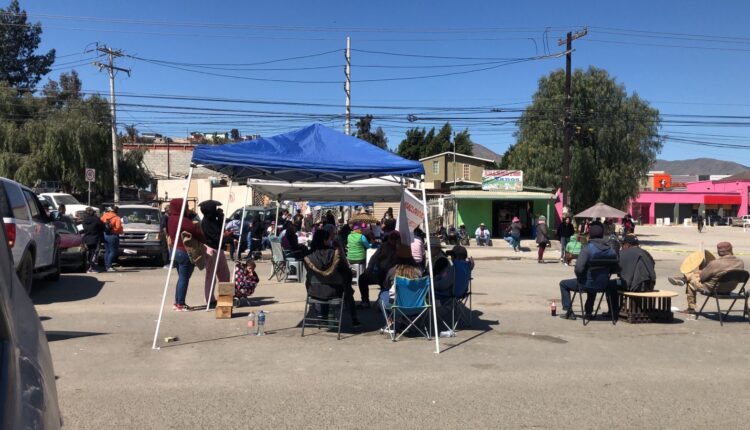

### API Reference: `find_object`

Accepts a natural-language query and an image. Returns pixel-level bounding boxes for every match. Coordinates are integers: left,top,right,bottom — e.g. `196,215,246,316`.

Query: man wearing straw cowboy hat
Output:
668,242,744,314
475,223,491,246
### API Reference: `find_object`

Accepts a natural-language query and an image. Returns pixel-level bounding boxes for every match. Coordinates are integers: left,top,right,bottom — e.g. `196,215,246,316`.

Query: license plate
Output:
123,249,137,255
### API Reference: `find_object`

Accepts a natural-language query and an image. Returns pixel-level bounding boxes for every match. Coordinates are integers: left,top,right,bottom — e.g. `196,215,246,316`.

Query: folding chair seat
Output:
301,291,345,340
695,270,750,326
568,269,617,326
380,276,432,341
268,237,287,282
285,258,303,282
436,259,472,333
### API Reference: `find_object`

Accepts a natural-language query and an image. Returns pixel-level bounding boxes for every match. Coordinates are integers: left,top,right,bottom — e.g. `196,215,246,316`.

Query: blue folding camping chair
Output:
436,259,472,332
380,276,432,341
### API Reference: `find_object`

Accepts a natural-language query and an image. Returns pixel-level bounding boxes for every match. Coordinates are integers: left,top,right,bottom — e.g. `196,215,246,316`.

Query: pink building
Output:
629,173,750,225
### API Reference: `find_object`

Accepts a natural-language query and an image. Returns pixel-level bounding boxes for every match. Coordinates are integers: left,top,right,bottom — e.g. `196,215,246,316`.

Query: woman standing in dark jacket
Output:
81,207,104,272
303,229,359,326
535,215,550,263
556,217,575,262
199,200,230,306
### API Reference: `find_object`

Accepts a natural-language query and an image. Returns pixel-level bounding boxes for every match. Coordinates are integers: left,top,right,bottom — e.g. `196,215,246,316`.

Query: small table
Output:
619,290,679,323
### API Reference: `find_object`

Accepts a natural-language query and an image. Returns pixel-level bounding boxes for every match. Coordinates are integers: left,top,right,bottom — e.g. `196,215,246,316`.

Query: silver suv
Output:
117,204,169,266
0,177,60,293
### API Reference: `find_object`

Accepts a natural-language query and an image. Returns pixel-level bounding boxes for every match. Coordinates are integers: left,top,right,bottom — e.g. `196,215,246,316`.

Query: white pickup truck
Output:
38,193,96,221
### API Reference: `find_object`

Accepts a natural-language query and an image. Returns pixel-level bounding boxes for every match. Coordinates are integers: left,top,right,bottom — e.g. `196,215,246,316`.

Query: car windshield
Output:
119,208,160,224
53,195,81,205
53,218,77,234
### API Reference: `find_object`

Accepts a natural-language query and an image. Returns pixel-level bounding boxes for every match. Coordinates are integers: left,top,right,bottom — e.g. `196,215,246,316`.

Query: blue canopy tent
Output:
153,124,442,354
191,123,423,183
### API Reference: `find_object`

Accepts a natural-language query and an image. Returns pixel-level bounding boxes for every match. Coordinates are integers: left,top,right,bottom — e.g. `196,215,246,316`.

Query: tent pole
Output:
274,202,280,235
420,187,441,354
152,166,193,350
232,182,251,275
206,179,233,311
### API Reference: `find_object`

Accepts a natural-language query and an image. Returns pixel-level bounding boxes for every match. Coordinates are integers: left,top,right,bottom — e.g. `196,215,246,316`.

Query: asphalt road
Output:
33,225,750,429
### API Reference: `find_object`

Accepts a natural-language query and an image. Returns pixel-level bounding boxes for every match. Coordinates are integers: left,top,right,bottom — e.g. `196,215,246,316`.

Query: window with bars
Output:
432,160,439,174
463,163,470,179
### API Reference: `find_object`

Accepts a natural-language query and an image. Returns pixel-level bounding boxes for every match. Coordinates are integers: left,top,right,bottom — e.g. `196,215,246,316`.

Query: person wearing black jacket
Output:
558,224,619,319
603,234,656,317
199,200,230,305
81,207,104,273
304,229,359,326
557,217,575,262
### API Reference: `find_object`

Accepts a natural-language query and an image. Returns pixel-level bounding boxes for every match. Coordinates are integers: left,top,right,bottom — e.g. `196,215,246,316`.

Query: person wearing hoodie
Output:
509,217,523,252
535,215,550,263
199,200,231,305
100,206,124,272
303,228,359,327
81,207,104,273
558,223,619,320
167,198,205,311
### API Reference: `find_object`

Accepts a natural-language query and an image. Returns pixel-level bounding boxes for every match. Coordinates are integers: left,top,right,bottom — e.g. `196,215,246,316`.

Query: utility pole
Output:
93,45,130,204
558,27,587,211
344,36,351,135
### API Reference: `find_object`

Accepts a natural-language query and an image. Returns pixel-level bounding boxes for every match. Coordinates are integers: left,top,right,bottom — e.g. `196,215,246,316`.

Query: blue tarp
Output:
307,201,372,207
191,123,424,182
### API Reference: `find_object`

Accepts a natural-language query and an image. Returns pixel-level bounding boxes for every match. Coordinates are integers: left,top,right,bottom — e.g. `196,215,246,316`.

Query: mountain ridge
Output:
652,158,749,176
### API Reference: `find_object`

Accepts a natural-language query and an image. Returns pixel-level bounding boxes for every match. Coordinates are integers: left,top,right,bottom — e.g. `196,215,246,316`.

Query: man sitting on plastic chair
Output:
435,245,474,336
558,223,619,322
379,245,432,341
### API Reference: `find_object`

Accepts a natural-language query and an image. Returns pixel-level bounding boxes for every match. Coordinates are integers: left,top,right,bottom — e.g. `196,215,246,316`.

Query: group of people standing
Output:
80,206,124,273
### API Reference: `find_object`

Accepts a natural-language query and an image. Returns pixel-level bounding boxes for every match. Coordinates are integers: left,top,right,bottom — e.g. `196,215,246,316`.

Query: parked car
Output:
731,215,750,227
52,216,87,272
0,178,60,293
229,206,276,223
0,215,63,428
38,192,95,222
116,204,169,266
708,215,729,226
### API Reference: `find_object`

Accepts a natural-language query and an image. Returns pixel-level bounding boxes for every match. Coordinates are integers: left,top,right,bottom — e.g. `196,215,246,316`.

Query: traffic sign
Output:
85,168,96,182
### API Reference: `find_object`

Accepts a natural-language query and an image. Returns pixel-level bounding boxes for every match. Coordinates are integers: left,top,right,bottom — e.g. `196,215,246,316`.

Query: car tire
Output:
46,248,61,282
18,252,34,295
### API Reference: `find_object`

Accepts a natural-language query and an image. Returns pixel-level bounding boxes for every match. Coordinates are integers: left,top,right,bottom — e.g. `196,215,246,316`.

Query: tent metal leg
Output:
152,166,194,350
419,187,441,354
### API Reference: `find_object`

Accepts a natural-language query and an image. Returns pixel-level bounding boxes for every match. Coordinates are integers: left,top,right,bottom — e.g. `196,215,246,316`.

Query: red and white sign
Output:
85,168,96,182
397,189,424,245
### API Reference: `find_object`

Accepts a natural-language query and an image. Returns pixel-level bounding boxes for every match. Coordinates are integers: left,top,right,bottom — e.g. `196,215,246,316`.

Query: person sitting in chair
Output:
434,244,475,298
558,224,619,320
668,241,744,315
603,234,656,317
475,223,491,246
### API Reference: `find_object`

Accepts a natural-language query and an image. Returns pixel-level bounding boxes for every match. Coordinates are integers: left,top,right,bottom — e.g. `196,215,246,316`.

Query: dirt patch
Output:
497,332,568,344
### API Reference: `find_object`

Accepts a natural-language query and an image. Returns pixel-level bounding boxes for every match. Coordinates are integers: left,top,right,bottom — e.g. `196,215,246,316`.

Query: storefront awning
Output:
447,190,556,200
704,195,741,205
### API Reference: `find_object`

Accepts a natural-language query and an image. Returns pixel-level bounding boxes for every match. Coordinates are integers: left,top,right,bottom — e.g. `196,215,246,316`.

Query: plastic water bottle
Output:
551,300,557,317
256,310,266,336
247,312,256,335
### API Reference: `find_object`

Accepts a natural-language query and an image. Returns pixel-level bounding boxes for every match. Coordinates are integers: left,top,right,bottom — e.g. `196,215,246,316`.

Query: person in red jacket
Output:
166,198,204,311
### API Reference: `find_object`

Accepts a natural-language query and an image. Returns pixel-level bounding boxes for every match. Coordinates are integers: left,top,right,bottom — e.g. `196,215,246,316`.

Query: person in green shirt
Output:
347,224,374,265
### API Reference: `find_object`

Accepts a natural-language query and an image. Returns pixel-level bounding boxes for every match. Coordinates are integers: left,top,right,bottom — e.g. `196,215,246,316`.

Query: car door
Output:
1,181,32,267
21,190,55,268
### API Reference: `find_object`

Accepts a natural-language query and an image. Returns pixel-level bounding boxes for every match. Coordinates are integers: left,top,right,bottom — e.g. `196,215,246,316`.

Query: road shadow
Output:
45,331,107,342
32,275,105,305
639,240,680,247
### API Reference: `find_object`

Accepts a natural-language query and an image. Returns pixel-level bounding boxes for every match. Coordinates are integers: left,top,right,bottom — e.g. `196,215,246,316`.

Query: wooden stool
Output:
619,290,678,323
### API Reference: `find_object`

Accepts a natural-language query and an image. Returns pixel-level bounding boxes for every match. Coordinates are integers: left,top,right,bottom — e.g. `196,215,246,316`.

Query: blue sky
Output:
18,0,750,164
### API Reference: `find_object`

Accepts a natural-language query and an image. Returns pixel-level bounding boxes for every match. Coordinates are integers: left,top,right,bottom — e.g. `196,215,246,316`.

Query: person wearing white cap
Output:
474,223,491,246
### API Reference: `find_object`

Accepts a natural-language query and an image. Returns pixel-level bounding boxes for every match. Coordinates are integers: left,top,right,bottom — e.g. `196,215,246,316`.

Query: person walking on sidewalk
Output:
535,215,550,263
100,206,123,272
557,217,575,262
509,217,523,252
199,200,231,306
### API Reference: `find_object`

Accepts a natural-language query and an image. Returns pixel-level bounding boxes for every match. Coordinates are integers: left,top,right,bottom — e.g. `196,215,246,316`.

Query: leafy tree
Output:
0,75,149,194
501,66,662,212
230,128,240,141
354,115,388,149
396,122,475,160
0,0,55,91
124,124,139,143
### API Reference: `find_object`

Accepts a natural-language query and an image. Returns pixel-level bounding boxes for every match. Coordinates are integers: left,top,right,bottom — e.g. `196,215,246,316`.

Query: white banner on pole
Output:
397,188,424,245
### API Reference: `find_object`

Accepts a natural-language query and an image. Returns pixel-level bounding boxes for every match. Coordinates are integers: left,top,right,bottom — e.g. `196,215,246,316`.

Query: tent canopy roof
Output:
248,176,410,202
191,123,424,183
574,202,627,219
